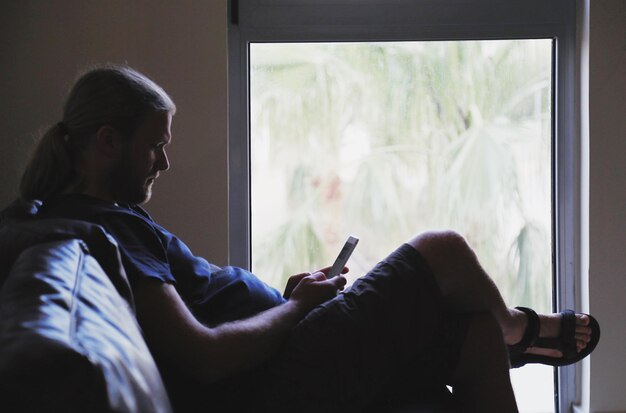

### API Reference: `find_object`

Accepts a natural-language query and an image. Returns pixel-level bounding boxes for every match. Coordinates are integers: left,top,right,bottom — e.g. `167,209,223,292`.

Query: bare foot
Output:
504,308,592,358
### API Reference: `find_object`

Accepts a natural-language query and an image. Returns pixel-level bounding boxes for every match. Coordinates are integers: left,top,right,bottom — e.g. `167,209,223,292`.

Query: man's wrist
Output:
283,297,311,321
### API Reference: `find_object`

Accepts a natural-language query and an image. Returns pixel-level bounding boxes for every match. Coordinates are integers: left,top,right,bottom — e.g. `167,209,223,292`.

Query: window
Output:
229,1,578,412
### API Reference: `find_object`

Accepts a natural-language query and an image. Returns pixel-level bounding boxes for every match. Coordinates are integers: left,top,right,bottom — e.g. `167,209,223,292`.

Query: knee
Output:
408,229,470,257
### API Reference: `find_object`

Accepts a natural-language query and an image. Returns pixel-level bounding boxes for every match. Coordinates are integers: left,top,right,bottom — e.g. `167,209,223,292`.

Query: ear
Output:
95,125,127,158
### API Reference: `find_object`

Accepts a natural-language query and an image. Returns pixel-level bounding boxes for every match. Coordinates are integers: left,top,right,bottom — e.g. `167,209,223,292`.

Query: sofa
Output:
0,200,454,413
0,201,172,413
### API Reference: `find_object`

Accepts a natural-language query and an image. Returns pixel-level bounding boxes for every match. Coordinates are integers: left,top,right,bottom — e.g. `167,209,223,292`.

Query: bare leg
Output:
408,230,592,357
452,312,518,412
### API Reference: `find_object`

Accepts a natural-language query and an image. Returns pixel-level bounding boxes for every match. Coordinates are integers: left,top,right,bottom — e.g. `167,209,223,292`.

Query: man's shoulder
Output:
40,194,148,223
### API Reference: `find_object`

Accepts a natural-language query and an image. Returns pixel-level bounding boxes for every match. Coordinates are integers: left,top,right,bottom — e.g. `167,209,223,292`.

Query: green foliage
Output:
250,40,553,310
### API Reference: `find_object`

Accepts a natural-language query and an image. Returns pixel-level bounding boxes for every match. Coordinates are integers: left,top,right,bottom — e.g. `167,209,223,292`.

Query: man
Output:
22,65,599,412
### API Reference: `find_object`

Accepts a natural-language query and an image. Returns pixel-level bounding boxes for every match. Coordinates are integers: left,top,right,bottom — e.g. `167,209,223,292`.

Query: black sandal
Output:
507,306,601,368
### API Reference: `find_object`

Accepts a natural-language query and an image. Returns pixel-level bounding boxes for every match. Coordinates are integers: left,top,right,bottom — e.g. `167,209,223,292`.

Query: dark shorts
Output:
261,243,469,413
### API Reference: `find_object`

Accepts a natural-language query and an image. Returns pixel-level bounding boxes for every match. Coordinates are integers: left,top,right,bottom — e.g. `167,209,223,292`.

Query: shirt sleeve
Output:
98,212,175,284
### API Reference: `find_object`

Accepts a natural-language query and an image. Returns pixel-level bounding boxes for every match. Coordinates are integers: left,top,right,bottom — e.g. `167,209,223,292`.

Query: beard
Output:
109,157,153,205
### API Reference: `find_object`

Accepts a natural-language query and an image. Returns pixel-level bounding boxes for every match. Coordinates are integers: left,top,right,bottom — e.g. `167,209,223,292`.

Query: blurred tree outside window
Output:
250,40,555,412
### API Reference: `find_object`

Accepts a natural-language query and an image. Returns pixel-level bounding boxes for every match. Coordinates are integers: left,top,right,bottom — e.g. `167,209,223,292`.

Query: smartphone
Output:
327,235,359,279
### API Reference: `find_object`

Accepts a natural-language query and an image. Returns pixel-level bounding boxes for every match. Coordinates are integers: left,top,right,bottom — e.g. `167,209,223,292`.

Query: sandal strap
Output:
533,309,578,357
510,306,540,352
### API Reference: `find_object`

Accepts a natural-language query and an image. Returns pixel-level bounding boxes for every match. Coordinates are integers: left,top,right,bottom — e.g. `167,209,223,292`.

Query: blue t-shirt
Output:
39,194,286,326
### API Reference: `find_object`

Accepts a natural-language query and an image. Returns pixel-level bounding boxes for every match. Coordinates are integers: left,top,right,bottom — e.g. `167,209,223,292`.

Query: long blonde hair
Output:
20,65,176,201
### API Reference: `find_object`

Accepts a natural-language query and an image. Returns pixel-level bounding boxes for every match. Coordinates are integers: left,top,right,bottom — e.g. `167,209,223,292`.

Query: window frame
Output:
227,1,579,411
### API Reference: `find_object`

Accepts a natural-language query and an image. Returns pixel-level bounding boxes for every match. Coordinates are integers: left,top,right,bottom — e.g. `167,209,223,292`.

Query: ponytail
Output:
20,122,76,201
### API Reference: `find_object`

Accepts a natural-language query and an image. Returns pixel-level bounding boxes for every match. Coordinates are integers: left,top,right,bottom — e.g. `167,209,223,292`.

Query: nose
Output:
157,149,170,172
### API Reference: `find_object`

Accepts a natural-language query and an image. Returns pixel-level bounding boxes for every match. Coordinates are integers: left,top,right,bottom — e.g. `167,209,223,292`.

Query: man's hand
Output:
283,269,347,316
283,265,349,299
283,272,311,299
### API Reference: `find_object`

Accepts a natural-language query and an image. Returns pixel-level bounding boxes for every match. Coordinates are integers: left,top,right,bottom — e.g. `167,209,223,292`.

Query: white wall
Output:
588,1,626,412
0,1,624,411
0,0,229,264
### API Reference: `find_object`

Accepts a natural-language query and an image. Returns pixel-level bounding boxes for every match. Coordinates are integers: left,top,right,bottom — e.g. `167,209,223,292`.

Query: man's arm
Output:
134,271,346,383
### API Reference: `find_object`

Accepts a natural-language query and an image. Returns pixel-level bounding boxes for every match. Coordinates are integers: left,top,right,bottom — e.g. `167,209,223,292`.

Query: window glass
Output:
250,40,554,412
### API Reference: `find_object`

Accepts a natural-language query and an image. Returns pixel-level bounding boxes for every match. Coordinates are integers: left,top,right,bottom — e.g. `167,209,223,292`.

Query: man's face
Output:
111,111,172,205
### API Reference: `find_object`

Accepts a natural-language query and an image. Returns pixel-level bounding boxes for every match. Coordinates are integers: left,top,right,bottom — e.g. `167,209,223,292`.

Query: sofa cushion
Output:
0,239,172,413
0,218,134,308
